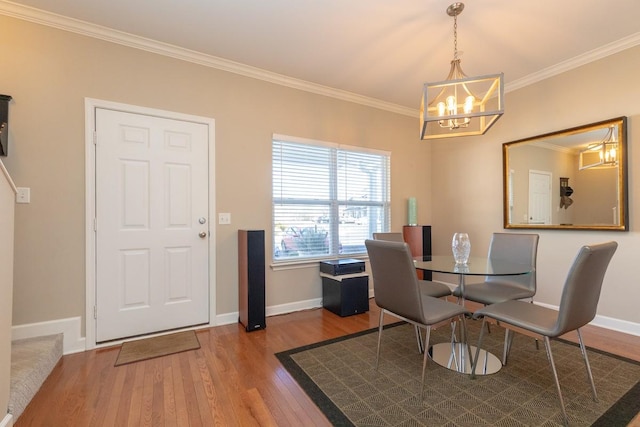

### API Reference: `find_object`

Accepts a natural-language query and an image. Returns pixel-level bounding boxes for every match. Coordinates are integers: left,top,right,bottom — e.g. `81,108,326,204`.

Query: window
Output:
272,135,390,262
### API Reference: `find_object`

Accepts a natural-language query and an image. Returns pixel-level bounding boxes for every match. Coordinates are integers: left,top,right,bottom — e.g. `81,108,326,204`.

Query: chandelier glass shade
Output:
420,3,504,140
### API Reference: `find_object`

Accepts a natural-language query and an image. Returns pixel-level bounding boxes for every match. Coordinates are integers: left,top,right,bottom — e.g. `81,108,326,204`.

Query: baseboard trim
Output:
215,311,239,326
12,317,86,355
266,297,323,317
13,296,639,356
535,301,640,337
217,292,640,337
590,314,640,336
0,413,13,427
434,278,640,337
215,297,324,326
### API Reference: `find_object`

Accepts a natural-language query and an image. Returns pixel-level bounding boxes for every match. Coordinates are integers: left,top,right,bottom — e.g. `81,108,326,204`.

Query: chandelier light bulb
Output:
464,95,474,114
446,96,457,114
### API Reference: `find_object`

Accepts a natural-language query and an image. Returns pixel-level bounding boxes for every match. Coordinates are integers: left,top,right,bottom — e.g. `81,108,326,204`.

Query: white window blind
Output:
273,136,390,262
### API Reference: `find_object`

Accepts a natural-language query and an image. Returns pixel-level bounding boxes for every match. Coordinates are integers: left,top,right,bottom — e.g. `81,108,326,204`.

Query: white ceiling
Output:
3,0,640,111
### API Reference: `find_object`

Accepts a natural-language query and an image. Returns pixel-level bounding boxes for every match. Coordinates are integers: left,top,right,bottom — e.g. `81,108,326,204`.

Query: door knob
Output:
199,231,207,238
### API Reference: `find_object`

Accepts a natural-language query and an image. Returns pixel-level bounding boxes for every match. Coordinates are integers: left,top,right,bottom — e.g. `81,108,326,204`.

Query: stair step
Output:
9,334,63,420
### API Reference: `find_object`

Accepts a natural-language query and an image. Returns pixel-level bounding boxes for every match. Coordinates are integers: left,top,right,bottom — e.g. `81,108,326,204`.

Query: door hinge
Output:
93,305,97,319
94,218,97,232
93,131,97,145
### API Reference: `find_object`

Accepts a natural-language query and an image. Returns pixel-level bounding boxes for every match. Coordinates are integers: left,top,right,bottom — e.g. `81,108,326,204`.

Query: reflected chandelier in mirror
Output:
503,117,628,231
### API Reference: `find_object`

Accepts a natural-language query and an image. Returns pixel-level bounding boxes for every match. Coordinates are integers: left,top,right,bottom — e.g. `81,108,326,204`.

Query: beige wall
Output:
0,160,15,420
0,16,431,330
431,45,640,325
2,13,639,338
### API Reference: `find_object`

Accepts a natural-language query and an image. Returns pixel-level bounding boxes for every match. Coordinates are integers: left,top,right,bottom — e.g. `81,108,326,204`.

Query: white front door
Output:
95,108,210,342
528,170,552,224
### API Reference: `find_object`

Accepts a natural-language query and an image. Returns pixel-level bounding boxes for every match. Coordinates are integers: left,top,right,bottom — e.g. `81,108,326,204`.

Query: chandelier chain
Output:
453,14,458,59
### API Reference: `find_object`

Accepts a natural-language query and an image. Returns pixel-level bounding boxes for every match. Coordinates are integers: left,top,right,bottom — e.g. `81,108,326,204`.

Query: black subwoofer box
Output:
321,273,369,317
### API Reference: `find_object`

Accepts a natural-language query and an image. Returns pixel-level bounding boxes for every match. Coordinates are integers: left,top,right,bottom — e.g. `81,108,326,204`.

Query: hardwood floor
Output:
15,300,640,426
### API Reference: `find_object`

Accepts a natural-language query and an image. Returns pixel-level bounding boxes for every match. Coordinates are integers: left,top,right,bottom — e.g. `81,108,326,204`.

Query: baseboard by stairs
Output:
12,317,84,355
9,334,63,421
0,413,13,427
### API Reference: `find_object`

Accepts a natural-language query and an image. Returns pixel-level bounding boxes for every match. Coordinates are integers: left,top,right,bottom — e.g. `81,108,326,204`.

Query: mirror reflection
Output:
503,117,628,231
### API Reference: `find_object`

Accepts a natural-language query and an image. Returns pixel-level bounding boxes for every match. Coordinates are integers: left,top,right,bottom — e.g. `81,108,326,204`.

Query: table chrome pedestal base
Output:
428,342,502,375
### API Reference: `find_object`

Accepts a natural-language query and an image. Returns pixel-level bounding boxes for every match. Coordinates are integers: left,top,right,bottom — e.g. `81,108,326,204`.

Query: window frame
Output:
272,134,391,265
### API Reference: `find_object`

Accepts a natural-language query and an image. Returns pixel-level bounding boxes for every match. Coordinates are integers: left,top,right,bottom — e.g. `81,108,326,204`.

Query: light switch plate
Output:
218,213,231,224
16,187,30,204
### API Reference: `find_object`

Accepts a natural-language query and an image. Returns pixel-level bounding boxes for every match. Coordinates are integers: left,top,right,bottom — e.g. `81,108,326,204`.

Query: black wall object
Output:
238,230,266,331
403,225,432,280
0,94,12,156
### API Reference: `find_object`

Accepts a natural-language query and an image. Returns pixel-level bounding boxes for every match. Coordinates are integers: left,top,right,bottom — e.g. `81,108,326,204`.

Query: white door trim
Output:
84,98,216,349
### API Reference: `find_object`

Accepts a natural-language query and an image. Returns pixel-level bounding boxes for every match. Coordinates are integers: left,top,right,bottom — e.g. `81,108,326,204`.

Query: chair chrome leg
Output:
375,310,384,371
486,304,494,334
502,328,514,365
470,318,487,379
415,325,424,354
450,319,458,343
577,329,598,401
543,336,568,426
530,300,540,350
448,336,459,370
421,326,431,398
502,328,509,365
459,314,473,370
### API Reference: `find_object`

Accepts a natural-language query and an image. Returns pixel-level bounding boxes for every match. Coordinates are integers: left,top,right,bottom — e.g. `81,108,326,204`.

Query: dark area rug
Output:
115,330,200,366
276,321,640,426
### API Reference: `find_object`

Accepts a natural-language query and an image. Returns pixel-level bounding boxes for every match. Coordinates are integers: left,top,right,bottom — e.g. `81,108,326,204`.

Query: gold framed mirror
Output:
503,117,628,231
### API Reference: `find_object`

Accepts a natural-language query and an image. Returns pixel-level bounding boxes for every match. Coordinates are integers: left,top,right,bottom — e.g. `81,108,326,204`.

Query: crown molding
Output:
2,1,639,118
505,32,640,93
0,0,416,117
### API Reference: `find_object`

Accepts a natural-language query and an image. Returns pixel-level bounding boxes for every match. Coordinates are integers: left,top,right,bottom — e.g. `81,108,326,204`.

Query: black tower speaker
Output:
238,230,266,331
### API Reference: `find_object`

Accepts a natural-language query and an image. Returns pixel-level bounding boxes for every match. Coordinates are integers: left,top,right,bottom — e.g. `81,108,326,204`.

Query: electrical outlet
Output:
16,187,30,204
218,213,231,224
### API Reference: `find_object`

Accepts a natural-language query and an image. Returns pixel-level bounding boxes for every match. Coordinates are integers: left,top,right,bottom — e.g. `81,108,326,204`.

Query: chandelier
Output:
579,126,618,170
420,3,504,140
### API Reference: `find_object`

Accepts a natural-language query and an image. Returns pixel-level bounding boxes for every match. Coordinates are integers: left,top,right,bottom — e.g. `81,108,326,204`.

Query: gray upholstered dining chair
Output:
372,232,404,242
365,239,470,395
452,232,539,362
373,232,451,297
470,241,618,426
373,232,452,353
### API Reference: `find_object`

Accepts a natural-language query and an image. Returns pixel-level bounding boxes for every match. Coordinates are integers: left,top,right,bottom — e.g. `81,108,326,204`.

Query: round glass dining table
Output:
413,255,534,375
